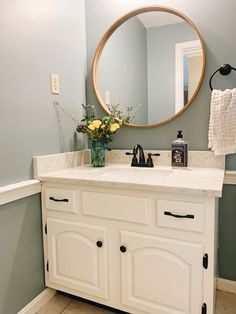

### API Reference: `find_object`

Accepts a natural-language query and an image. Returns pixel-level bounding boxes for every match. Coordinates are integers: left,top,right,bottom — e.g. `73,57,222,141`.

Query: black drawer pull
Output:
164,211,194,219
49,196,69,202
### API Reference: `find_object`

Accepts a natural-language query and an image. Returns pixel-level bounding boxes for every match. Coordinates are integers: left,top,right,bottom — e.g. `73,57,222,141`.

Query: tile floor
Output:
36,290,236,314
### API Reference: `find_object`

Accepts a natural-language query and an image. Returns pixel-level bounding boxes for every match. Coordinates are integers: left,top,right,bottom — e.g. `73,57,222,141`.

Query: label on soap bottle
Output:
171,144,188,167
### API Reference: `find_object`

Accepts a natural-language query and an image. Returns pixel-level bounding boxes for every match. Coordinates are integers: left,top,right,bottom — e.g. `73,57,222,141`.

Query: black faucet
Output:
125,144,160,167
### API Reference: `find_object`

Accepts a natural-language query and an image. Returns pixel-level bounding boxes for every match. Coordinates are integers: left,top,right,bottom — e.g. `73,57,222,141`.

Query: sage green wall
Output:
0,195,44,314
85,0,236,279
0,0,87,187
219,185,236,281
0,0,87,312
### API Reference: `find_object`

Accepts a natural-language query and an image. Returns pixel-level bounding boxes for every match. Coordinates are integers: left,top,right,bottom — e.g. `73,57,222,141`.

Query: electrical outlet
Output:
50,73,60,94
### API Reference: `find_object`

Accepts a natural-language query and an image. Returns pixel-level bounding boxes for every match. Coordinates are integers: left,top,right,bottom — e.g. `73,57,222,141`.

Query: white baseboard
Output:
17,288,56,314
224,170,236,185
218,278,236,294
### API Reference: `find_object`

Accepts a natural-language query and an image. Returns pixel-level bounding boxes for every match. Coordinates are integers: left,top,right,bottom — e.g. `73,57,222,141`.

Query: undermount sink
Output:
86,165,173,180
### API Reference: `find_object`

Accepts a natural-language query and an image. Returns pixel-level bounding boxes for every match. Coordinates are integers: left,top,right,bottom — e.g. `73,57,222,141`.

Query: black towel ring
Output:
209,64,236,90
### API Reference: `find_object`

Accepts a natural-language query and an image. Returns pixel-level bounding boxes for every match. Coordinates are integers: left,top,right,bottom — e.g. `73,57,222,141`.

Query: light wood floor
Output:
36,290,236,314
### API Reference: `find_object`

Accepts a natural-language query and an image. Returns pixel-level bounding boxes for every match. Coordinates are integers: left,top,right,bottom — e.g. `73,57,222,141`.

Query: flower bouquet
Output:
54,101,137,167
76,104,133,167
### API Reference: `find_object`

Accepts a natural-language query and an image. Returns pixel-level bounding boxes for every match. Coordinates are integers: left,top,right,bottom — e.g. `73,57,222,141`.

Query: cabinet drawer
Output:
157,199,205,233
45,187,78,213
81,191,149,224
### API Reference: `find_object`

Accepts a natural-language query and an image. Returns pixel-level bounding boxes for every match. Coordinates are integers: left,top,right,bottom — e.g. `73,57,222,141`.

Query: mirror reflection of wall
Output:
98,11,203,126
146,17,198,124
99,15,148,125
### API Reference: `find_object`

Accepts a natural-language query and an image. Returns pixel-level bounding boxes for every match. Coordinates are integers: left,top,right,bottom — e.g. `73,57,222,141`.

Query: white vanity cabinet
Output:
41,182,218,314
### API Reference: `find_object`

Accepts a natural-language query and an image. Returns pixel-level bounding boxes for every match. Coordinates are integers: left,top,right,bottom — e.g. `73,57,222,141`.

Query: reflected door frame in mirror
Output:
92,5,206,128
175,39,202,113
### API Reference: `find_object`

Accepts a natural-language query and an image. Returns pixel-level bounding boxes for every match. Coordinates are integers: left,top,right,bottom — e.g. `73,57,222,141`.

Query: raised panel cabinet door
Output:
120,231,204,314
47,218,108,299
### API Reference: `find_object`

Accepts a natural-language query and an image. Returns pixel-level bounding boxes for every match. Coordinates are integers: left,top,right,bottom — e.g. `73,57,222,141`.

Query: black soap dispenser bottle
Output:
171,130,188,167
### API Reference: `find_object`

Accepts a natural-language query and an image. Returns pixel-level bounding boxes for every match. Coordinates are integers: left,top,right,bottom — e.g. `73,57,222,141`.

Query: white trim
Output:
175,40,202,113
0,180,41,206
17,288,56,314
224,170,236,185
217,278,236,294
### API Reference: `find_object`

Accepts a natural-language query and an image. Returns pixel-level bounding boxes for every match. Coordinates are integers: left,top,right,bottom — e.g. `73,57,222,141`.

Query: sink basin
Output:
85,165,173,181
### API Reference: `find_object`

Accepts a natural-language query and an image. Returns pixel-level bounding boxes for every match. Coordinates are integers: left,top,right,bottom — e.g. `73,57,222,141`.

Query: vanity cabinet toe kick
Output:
41,183,218,314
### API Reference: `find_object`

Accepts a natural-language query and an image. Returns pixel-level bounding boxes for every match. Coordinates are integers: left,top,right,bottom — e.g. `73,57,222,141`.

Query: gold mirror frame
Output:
92,5,206,128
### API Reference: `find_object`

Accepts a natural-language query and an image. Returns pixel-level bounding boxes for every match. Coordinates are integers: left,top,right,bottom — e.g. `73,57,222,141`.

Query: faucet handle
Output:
125,151,138,166
125,152,134,156
147,153,160,167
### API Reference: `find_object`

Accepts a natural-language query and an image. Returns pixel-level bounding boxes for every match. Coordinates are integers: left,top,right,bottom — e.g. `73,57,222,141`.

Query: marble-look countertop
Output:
38,164,225,197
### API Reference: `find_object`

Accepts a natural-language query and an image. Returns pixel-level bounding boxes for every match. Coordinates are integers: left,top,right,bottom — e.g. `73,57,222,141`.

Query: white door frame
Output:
175,40,202,113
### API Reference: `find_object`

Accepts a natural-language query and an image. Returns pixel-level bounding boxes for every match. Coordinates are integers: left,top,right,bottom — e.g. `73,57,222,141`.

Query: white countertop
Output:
38,164,225,197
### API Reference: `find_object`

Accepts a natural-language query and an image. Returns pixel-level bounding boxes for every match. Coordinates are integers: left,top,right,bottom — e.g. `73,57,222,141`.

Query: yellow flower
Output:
110,123,120,132
88,123,95,131
93,120,102,128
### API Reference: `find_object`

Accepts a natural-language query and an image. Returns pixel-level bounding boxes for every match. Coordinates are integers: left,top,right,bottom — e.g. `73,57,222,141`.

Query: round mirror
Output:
92,6,206,128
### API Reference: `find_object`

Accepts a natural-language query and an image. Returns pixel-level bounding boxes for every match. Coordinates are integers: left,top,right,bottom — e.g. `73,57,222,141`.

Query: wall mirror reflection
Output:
93,6,206,128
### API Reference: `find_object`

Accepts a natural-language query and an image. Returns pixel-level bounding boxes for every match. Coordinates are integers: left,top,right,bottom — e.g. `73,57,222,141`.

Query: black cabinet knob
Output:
120,245,127,253
96,241,103,248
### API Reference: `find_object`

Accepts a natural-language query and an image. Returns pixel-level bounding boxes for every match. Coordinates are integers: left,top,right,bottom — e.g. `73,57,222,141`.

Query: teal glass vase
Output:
91,141,105,167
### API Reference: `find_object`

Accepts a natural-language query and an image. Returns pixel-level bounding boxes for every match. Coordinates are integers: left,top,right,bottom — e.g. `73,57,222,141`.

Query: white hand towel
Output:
208,88,236,155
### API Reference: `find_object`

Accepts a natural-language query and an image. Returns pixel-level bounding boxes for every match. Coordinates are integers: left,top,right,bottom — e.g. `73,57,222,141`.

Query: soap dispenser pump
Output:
171,130,188,167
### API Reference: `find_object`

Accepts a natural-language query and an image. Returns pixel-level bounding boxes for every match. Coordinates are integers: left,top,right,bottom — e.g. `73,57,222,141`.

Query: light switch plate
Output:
50,73,60,94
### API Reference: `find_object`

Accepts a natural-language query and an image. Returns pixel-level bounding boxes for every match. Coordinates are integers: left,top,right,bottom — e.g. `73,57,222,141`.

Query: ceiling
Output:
137,12,184,29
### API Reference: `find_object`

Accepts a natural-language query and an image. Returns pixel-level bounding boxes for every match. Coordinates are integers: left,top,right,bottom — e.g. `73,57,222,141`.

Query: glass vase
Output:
91,141,105,167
